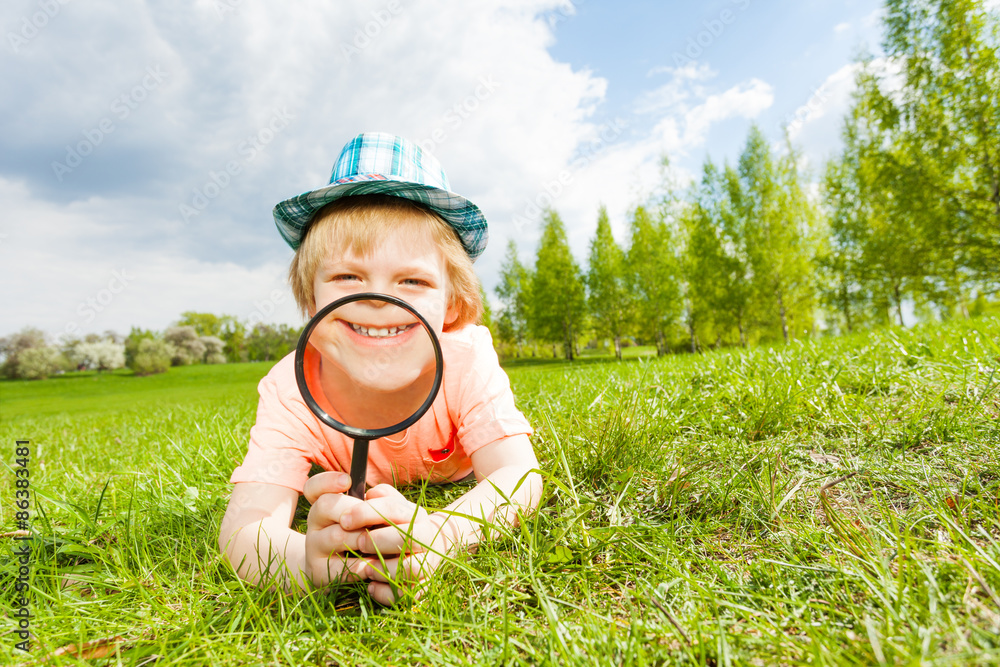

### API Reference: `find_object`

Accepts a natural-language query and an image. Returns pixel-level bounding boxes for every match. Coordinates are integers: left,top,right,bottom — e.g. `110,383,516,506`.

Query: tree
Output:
124,328,157,368
164,326,206,365
494,240,532,357
831,61,930,326
70,341,126,371
819,144,886,332
176,312,226,337
0,327,49,379
586,206,631,359
625,205,682,355
220,319,248,363
131,338,174,376
245,323,300,362
17,347,66,380
201,336,227,364
727,125,816,343
683,160,739,349
844,1,1000,317
529,210,586,360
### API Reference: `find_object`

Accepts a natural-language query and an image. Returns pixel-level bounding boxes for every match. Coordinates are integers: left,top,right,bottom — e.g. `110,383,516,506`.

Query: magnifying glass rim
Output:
293,292,444,441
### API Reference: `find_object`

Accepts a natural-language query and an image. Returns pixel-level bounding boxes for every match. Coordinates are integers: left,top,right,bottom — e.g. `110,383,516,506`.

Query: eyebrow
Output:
321,257,442,278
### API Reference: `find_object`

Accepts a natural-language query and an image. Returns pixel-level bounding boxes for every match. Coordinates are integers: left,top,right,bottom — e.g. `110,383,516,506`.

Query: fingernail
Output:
338,473,351,487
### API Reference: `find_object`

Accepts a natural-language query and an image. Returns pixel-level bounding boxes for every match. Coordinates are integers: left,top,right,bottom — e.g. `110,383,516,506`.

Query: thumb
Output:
304,471,352,503
365,483,406,501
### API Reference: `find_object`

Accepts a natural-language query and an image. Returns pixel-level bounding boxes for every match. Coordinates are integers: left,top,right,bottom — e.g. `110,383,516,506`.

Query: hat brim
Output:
273,176,488,261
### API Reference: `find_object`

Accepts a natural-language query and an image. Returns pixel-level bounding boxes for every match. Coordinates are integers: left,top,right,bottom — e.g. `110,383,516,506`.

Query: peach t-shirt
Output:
229,325,532,493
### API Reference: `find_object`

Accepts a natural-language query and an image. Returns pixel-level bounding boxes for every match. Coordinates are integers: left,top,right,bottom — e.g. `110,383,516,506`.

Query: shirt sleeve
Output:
447,326,533,455
228,357,321,494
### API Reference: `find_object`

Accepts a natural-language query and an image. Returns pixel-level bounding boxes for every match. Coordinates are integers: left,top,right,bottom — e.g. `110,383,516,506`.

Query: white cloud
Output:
0,177,299,339
834,21,851,34
861,8,884,29
785,63,859,143
0,0,611,336
641,70,774,156
785,57,904,169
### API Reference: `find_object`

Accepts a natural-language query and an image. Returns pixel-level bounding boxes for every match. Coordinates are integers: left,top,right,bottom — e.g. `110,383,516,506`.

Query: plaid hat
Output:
273,132,488,261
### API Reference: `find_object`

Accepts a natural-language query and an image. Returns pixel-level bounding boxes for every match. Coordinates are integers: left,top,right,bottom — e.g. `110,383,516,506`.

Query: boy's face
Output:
307,220,453,401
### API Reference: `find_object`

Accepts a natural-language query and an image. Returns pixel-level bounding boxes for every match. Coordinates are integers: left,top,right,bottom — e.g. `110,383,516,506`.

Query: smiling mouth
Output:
348,322,418,338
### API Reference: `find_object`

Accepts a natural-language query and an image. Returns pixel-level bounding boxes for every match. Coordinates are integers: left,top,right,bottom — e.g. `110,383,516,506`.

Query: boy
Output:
219,132,541,606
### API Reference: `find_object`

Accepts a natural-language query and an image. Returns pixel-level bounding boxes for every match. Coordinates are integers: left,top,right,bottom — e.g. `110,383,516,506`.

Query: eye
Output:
402,277,431,287
332,273,361,282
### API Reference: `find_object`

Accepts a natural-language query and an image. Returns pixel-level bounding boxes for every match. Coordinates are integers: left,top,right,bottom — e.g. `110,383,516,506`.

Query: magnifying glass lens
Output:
294,293,445,499
302,298,438,431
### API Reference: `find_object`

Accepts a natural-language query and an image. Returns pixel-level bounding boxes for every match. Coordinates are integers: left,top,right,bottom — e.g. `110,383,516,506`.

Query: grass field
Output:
1,317,998,665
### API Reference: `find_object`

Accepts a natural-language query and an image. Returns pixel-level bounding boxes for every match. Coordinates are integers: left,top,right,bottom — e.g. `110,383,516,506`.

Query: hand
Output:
301,472,385,588
339,484,456,606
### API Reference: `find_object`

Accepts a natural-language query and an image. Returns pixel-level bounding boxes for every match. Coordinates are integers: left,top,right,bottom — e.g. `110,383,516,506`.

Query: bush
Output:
0,327,48,378
124,328,156,368
70,341,126,371
17,346,67,380
164,326,205,366
200,336,227,364
131,338,174,376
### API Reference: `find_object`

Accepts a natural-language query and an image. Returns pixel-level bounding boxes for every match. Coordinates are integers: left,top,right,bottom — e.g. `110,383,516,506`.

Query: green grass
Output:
1,318,998,665
0,362,278,417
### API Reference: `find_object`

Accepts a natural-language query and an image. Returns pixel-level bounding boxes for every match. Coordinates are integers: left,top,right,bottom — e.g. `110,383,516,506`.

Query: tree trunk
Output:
614,335,622,360
563,323,574,361
841,281,853,333
894,282,904,327
777,290,789,342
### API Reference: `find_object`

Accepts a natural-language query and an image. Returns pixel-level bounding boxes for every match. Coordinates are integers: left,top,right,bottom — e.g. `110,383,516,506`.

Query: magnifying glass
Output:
294,293,444,499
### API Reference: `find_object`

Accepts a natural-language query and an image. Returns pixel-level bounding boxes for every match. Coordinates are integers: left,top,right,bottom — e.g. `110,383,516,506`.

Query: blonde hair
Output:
289,194,482,331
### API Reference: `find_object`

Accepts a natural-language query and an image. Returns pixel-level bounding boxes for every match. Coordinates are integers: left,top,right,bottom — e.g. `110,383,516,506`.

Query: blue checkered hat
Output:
273,132,488,261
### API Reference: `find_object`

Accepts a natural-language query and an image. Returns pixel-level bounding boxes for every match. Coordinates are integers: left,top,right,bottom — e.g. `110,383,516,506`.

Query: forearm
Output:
432,464,542,550
219,520,309,593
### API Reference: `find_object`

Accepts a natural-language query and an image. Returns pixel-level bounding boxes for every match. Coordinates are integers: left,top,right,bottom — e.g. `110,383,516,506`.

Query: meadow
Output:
0,317,998,665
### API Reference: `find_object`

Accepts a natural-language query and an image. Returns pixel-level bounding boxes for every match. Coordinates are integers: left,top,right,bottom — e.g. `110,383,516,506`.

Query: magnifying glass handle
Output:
349,438,370,499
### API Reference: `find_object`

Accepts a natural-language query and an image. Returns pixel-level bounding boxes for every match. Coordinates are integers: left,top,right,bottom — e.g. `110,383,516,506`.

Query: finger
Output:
341,496,427,531
364,483,406,501
364,520,444,555
303,472,352,504
306,492,364,531
309,554,375,588
366,551,442,584
367,580,427,606
367,581,400,606
306,522,371,555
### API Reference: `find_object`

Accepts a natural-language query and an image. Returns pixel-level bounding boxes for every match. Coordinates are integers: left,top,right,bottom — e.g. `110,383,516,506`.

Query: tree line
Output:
0,314,302,379
493,0,999,360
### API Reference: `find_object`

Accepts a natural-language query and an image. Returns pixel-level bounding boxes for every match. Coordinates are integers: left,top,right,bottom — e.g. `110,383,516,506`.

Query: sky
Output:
0,0,892,341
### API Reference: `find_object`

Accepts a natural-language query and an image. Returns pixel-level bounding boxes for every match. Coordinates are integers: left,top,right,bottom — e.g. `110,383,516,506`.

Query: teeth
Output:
350,323,412,338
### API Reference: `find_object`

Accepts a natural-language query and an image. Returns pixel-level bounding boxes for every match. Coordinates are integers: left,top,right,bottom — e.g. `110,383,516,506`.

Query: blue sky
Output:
0,0,896,339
